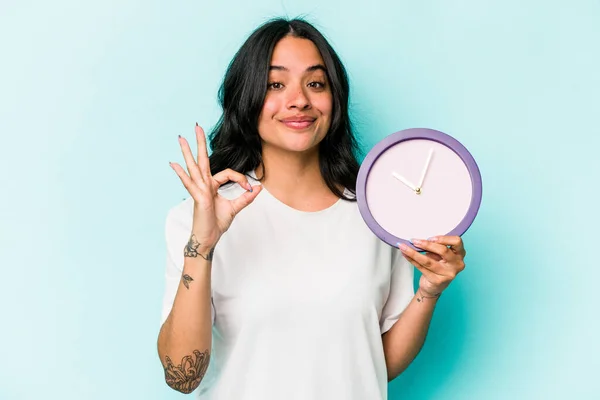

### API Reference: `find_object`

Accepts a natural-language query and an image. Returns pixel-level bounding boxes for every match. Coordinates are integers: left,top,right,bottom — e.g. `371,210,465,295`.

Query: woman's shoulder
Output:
165,196,194,235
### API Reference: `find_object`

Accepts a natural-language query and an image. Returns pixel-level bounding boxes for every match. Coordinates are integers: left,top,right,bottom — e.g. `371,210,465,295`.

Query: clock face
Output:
357,128,482,250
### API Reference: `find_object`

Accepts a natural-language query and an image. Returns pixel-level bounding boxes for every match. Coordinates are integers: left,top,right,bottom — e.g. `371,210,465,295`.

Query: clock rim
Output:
356,128,483,249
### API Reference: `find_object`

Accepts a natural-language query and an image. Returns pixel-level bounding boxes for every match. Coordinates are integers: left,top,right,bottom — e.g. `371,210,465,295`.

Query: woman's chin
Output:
262,133,324,154
266,141,320,155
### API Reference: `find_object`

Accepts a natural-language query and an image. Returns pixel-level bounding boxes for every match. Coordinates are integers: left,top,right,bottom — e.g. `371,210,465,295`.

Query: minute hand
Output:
418,148,434,189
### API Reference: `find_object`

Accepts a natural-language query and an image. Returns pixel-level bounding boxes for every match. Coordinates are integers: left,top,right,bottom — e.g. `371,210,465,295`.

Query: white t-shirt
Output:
160,173,415,399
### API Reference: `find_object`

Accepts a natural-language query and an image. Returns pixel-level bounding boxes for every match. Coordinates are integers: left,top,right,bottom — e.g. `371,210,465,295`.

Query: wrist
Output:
416,287,441,303
184,233,217,262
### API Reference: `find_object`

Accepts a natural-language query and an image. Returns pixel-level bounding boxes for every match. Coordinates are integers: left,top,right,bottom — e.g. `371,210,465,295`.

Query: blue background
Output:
1,0,598,399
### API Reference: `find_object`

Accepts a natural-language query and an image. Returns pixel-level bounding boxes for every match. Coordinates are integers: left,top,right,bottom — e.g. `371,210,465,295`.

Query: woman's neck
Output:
256,148,340,211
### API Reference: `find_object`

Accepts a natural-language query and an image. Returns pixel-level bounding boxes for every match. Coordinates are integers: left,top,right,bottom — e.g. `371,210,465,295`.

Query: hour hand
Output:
392,171,417,192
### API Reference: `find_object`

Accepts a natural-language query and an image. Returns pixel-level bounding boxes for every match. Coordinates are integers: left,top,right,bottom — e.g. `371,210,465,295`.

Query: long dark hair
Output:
208,17,360,201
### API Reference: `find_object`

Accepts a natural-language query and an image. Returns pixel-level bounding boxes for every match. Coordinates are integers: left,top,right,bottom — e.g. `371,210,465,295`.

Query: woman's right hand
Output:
169,123,262,253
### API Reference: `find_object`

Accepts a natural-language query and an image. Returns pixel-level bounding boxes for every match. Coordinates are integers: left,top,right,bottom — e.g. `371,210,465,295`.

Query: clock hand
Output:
417,148,434,190
392,171,417,192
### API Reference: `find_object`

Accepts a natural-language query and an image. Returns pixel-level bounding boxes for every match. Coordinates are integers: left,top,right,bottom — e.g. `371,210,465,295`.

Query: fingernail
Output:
178,134,181,139
398,243,408,251
428,237,437,242
196,122,199,127
411,239,422,245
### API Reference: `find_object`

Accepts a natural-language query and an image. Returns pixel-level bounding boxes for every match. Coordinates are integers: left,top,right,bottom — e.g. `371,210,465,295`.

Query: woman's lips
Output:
281,119,315,130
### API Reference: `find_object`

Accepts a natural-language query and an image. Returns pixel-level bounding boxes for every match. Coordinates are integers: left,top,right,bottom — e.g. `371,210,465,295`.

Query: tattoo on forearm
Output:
163,349,210,394
184,234,215,261
182,274,193,289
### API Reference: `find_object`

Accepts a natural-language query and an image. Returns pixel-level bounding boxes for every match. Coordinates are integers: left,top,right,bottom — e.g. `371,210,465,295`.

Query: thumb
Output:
230,184,262,214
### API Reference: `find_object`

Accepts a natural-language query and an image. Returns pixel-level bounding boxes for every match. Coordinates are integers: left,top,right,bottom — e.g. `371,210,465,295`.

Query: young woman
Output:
157,17,467,399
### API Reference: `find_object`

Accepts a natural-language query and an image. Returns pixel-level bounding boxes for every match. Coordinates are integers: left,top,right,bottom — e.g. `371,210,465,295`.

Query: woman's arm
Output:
159,124,261,393
157,239,214,394
383,235,467,381
382,289,439,381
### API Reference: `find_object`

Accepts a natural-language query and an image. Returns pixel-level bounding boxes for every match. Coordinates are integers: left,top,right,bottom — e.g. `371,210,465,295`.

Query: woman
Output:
157,17,466,399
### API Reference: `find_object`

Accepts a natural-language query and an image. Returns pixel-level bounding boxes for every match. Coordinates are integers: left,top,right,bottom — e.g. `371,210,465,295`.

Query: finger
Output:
410,238,458,263
400,251,442,284
424,252,443,262
230,184,263,214
178,135,203,184
169,162,202,199
398,243,444,274
212,169,253,192
429,235,466,256
195,123,211,180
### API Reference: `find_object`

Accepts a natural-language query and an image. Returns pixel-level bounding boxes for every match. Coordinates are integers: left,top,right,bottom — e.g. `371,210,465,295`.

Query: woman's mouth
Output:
280,117,316,130
282,120,314,129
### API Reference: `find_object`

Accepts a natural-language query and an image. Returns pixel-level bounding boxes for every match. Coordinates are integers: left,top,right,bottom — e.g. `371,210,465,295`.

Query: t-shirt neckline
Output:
248,170,345,216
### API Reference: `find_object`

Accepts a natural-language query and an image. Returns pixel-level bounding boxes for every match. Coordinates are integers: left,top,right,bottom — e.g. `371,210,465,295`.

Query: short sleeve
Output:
379,249,415,334
160,203,215,327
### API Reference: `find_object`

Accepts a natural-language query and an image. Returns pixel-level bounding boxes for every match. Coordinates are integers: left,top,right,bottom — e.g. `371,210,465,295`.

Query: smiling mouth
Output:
280,119,316,130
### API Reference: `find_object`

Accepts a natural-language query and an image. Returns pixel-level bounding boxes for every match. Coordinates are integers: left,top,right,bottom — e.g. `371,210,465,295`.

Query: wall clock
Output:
356,128,482,251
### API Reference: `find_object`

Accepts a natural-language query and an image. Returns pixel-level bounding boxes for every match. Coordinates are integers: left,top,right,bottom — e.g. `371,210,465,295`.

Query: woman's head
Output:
209,17,360,199
258,35,333,157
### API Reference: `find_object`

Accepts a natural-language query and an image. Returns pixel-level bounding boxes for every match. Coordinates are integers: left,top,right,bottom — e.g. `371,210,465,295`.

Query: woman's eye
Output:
268,82,283,90
308,81,326,89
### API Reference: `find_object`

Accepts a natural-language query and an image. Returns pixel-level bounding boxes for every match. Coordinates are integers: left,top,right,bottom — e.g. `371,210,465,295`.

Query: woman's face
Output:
257,36,333,156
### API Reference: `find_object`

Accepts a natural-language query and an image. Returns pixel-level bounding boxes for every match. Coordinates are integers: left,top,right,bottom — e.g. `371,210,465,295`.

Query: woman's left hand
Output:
398,236,466,297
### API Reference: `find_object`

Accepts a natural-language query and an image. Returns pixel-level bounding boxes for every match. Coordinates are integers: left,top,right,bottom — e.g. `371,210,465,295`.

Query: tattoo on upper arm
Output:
163,349,210,394
182,274,193,289
184,234,215,261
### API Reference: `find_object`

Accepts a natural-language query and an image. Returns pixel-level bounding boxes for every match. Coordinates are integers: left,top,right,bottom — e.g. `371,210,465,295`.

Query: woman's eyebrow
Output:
269,64,327,72
306,64,327,73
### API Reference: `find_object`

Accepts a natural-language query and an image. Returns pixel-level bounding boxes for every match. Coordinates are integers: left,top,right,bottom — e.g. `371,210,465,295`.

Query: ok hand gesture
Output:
169,124,262,252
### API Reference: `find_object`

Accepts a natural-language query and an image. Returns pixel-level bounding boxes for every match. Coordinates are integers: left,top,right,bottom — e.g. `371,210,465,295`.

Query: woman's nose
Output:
287,87,311,110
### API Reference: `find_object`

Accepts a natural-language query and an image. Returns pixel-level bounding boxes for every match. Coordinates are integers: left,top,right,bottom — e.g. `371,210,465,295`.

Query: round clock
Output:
356,128,482,251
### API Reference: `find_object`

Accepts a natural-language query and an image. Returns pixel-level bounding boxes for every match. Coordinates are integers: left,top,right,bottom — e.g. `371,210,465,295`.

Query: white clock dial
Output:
365,139,473,240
